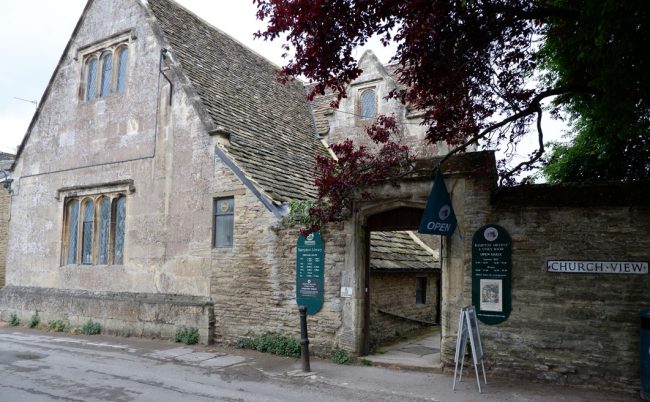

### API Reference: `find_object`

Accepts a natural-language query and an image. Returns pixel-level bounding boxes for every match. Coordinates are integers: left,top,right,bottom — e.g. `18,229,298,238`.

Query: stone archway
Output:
362,207,434,354
346,152,497,363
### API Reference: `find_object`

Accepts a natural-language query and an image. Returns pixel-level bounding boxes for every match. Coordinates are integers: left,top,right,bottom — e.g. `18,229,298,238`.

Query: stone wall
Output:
0,286,213,342
212,216,351,354
472,183,650,391
369,271,439,346
0,189,9,287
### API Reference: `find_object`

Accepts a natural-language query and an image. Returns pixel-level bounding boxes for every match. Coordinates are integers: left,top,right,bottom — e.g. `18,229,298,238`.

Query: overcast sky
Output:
0,0,394,155
0,0,564,174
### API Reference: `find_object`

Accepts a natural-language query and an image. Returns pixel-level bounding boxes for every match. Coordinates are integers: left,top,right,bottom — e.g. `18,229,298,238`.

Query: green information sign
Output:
472,224,512,325
296,232,324,315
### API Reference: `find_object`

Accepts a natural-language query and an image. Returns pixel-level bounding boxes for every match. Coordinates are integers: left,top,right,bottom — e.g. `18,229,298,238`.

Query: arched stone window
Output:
85,57,98,101
99,51,113,97
80,39,130,101
81,199,95,265
65,199,80,264
116,46,129,93
62,193,126,266
112,195,126,265
360,88,377,119
97,197,111,264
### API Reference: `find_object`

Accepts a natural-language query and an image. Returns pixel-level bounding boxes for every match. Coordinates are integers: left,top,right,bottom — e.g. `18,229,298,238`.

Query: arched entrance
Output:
362,207,442,360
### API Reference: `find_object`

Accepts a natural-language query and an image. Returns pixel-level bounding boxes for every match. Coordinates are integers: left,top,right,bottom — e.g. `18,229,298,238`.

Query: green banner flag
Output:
418,168,457,236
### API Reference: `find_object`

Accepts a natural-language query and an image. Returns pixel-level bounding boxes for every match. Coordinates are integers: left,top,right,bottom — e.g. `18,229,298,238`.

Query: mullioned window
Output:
63,194,126,266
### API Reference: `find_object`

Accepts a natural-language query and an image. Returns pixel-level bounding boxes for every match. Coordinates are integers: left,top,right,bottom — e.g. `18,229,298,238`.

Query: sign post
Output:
296,232,324,315
472,224,512,325
453,306,487,393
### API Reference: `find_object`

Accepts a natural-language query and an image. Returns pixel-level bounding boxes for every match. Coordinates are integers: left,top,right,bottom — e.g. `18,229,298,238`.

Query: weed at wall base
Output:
28,312,40,328
47,319,69,332
8,313,19,326
331,348,351,364
236,332,300,358
174,326,199,345
82,320,101,335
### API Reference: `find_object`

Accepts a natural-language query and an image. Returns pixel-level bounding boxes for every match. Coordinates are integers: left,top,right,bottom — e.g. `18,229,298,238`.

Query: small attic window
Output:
359,88,377,119
78,30,135,102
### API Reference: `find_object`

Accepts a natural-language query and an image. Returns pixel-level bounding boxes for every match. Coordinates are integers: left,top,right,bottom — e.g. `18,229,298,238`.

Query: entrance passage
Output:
363,207,442,368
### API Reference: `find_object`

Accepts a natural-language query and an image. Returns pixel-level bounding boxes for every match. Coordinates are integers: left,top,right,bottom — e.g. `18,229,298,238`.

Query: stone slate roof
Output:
305,83,337,137
148,0,325,202
370,231,439,271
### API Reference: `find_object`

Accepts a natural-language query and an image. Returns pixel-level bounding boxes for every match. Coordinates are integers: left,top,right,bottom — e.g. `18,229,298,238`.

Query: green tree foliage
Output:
257,0,649,186
542,0,650,182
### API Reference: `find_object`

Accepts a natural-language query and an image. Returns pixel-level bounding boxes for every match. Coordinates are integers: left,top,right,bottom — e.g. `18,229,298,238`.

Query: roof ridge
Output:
148,0,284,73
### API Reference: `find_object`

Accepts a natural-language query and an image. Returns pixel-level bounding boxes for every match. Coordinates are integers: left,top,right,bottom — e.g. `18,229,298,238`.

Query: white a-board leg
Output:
481,360,487,384
459,339,466,382
452,309,465,390
474,358,482,393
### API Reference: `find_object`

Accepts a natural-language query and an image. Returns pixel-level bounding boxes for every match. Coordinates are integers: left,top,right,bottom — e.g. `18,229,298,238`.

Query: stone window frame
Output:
213,196,235,248
59,180,134,267
415,276,427,305
78,30,135,102
357,86,378,120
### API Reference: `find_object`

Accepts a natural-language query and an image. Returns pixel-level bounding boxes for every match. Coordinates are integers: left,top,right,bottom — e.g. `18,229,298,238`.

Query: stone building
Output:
0,0,439,343
0,152,14,287
1,0,649,394
0,0,324,340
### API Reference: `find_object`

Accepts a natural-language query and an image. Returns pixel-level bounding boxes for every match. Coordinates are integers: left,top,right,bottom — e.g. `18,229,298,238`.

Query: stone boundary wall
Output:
0,189,9,287
0,286,214,343
477,183,650,391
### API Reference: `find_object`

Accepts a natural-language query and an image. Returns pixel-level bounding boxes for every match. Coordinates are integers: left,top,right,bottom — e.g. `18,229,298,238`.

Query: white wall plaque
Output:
547,260,648,274
340,287,353,298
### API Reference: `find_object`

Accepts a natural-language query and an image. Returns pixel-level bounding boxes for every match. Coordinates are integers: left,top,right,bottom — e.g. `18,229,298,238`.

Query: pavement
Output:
364,327,442,370
0,326,640,401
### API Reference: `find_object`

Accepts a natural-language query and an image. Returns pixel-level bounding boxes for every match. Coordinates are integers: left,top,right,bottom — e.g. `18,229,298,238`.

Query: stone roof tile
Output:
148,0,325,202
370,231,439,271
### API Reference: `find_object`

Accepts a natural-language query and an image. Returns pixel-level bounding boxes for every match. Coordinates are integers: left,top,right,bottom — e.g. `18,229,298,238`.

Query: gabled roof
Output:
308,57,411,137
148,0,325,203
370,231,439,271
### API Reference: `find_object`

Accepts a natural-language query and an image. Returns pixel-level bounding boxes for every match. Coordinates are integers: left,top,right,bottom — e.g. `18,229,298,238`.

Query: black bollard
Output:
299,305,311,372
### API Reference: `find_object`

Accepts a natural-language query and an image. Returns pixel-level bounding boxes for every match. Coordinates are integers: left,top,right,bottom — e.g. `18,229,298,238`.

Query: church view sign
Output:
547,260,648,274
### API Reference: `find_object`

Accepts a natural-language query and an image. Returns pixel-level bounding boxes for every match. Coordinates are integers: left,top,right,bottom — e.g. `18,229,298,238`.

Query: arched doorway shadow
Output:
362,207,442,358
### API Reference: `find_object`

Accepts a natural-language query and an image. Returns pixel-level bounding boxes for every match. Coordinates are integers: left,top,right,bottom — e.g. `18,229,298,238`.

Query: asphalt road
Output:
0,327,638,402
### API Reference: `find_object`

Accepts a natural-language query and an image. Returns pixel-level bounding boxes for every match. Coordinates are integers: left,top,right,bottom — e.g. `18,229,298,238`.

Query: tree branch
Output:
499,105,545,185
438,84,587,173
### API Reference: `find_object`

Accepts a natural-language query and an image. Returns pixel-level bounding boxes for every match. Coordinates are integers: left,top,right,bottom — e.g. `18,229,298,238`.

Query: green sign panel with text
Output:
296,232,324,315
472,224,512,325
